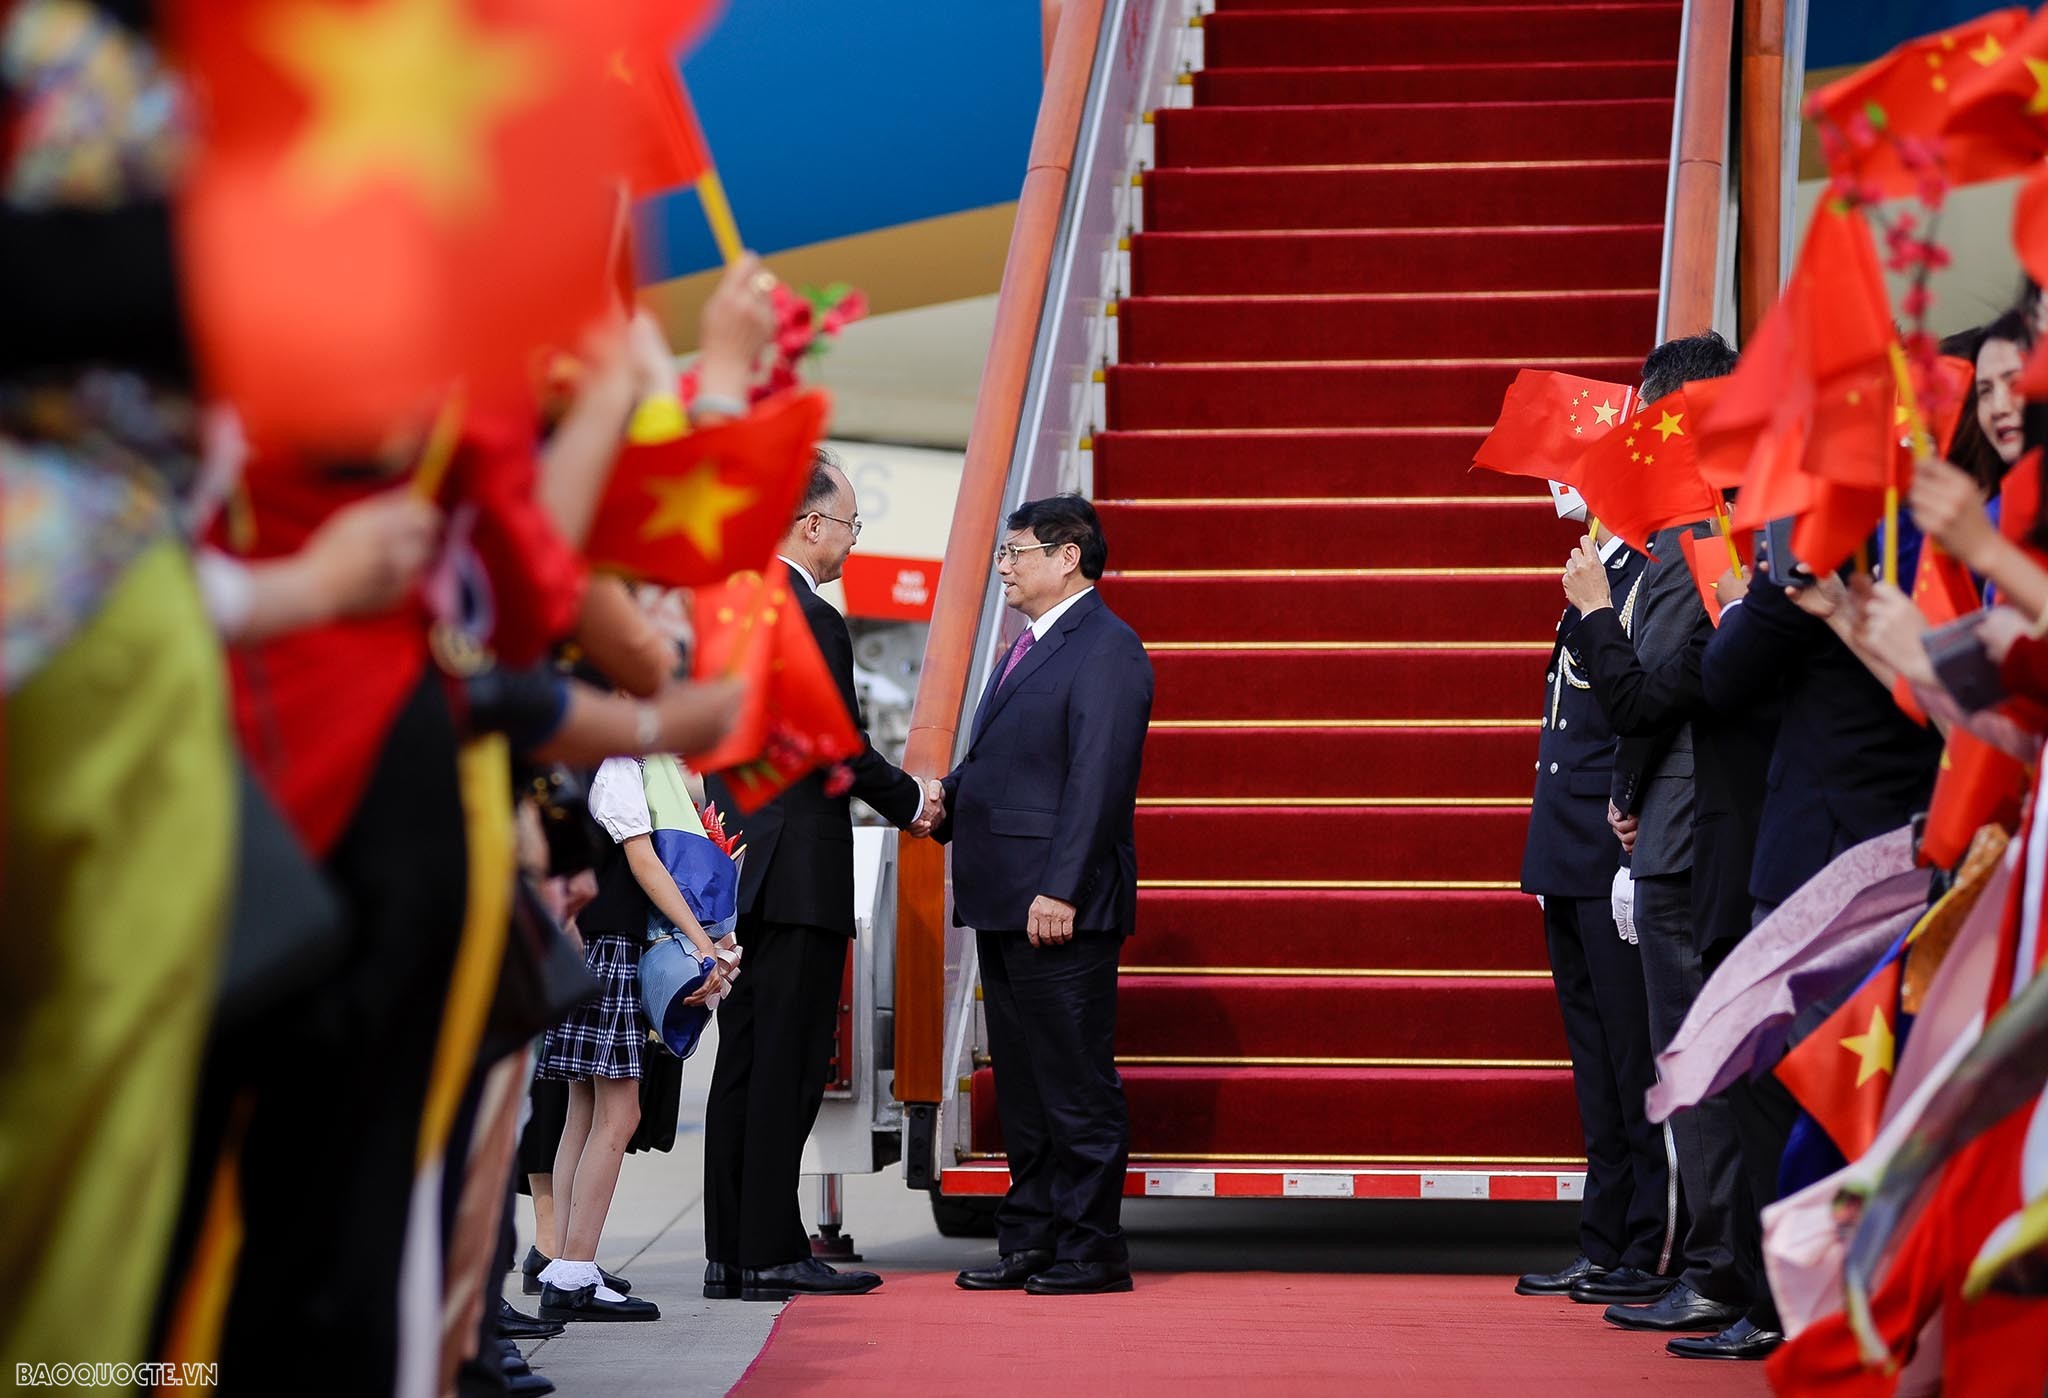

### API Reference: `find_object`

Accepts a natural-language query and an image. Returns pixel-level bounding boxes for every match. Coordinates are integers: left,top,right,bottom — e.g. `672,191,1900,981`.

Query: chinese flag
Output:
584,388,829,587
1676,525,1752,626
688,569,860,814
1472,370,1635,486
1808,8,2031,198
167,0,666,449
609,46,711,198
1774,955,1906,1161
1892,538,1982,722
1943,8,2048,182
1919,729,2028,869
1566,388,1720,555
2000,448,2043,545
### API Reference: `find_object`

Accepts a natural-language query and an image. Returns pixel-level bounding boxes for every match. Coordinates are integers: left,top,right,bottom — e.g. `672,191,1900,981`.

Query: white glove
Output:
1611,866,1637,945
1534,894,1545,912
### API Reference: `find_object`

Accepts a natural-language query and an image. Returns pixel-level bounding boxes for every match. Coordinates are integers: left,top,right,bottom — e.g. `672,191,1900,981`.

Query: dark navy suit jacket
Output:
934,588,1154,935
1520,544,1648,899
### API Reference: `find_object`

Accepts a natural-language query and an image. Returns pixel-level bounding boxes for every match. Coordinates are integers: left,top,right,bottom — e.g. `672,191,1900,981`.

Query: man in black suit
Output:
1515,526,1674,1304
702,452,931,1303
935,495,1154,1297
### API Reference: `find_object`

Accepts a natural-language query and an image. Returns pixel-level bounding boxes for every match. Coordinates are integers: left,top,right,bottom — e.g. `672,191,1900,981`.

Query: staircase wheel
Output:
928,1188,1000,1238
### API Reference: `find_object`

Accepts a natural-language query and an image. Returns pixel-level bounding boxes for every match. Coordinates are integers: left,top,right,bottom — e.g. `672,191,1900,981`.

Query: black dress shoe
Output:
522,1245,631,1296
502,1348,532,1378
1024,1261,1134,1295
1515,1254,1609,1296
704,1261,740,1300
957,1249,1056,1290
496,1298,565,1340
537,1281,660,1322
1603,1283,1745,1333
506,1372,555,1397
1666,1317,1785,1360
741,1259,883,1302
1568,1265,1677,1304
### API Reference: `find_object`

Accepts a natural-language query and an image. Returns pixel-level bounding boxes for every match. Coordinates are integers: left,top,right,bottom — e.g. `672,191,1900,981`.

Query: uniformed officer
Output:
1515,519,1677,1303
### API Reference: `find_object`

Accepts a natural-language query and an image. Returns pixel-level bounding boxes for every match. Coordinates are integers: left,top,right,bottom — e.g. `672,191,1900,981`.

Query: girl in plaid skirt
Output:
533,755,726,1321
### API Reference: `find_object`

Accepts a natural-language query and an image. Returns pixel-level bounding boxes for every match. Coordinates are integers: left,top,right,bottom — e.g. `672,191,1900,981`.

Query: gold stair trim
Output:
1120,1055,1571,1069
963,1151,1588,1166
1138,797,1530,808
1169,158,1664,174
1111,566,1552,579
1149,717,1535,729
1118,355,1630,369
1103,495,1551,507
1144,879,1520,890
1120,966,1550,980
1145,640,1549,652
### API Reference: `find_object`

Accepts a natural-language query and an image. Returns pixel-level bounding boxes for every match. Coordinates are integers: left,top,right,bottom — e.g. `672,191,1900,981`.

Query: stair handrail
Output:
1658,0,1806,344
891,0,1112,1112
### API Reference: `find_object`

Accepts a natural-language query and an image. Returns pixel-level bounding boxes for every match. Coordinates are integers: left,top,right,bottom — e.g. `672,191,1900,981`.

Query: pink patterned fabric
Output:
997,628,1036,689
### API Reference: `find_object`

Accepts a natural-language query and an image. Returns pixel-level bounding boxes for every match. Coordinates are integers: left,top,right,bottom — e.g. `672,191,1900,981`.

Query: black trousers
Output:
704,918,846,1270
1634,871,1750,1308
220,677,468,1396
1542,897,1675,1273
977,930,1129,1264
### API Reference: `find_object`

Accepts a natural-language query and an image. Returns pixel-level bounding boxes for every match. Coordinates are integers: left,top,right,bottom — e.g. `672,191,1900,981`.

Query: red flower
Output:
1901,283,1933,321
822,764,854,798
819,288,868,337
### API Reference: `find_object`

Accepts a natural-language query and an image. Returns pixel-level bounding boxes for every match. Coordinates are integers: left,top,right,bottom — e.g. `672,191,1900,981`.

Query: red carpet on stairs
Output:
731,1274,1771,1397
960,0,1679,1179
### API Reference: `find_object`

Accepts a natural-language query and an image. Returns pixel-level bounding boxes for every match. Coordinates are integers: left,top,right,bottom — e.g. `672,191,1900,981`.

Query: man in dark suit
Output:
702,452,930,1303
934,495,1154,1297
1515,527,1675,1304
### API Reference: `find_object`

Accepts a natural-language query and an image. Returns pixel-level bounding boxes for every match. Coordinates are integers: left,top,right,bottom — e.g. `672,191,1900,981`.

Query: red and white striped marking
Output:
941,1166,1585,1202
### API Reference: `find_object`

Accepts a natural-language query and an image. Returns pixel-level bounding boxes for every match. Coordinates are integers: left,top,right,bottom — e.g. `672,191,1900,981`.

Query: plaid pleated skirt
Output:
537,932,645,1082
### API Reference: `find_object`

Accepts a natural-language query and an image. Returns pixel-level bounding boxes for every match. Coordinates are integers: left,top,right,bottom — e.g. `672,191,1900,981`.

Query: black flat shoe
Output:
957,1248,1056,1290
1603,1283,1744,1333
522,1245,631,1296
1568,1265,1677,1304
741,1259,883,1302
496,1298,564,1340
537,1281,660,1322
1666,1317,1785,1360
1515,1254,1609,1296
1024,1261,1133,1295
705,1261,740,1300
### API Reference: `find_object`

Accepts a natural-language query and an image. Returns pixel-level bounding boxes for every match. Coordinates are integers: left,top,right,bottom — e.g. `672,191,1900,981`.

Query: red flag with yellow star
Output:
609,46,711,198
167,0,714,449
1808,8,2030,198
688,568,860,814
1942,8,2048,181
584,388,829,586
1774,954,1906,1161
1471,370,1635,486
1565,387,1720,555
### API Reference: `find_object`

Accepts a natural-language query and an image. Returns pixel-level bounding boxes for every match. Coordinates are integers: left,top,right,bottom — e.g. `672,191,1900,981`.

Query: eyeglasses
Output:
993,540,1064,566
812,511,861,539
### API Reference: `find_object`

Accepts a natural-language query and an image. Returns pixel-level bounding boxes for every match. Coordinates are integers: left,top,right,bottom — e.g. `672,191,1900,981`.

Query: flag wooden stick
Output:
409,393,468,501
694,169,745,266
1888,341,1934,584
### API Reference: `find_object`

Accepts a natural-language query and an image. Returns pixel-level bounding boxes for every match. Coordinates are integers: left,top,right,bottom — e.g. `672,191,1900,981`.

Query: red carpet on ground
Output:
731,1273,1769,1397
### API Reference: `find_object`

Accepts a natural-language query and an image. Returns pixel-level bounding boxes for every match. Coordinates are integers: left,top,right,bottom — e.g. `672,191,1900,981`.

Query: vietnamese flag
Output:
167,0,678,449
1472,370,1635,486
584,388,829,586
689,569,860,814
1566,388,1720,555
1807,8,2030,199
1775,954,1907,1161
1942,7,2048,183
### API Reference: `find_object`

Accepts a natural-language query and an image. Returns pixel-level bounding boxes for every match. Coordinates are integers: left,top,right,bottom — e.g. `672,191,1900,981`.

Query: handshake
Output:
907,777,947,839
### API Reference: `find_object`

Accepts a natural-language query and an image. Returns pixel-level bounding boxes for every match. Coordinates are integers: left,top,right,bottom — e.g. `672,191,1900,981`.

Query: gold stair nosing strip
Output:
1093,425,1494,436
1110,566,1553,579
1118,966,1550,980
1164,158,1665,173
1118,1056,1571,1069
1118,355,1631,369
1119,288,1654,305
961,1151,1589,1167
1102,495,1554,506
1148,717,1536,729
1139,797,1531,808
1143,879,1521,890
1144,640,1549,652
1139,222,1664,239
